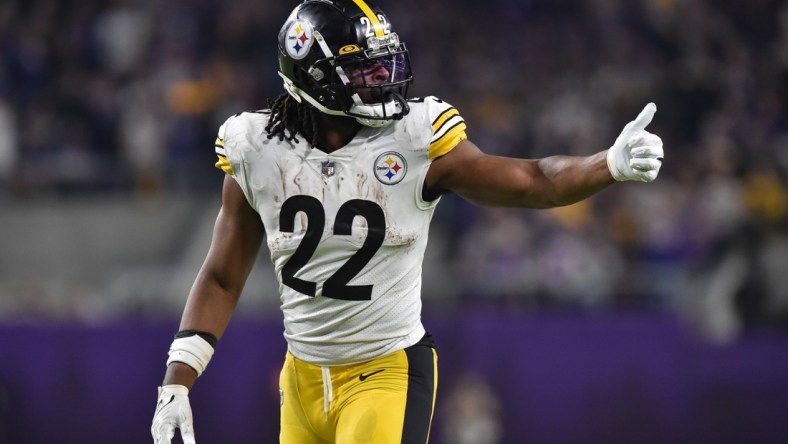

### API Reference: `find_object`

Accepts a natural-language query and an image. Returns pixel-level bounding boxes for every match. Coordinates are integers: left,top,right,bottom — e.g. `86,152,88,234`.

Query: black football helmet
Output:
277,0,413,127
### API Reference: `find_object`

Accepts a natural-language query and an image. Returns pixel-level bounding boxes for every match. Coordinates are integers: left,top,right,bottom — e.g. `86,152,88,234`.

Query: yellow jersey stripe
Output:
215,155,234,175
428,122,467,160
352,0,385,37
214,137,232,174
431,107,459,134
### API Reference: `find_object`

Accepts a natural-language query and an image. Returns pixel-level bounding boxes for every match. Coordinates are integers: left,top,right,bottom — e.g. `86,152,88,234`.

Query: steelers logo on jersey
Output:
374,151,407,185
284,20,314,60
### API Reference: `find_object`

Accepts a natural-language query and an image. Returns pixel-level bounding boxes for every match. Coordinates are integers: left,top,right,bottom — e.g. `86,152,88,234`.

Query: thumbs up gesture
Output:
607,103,664,182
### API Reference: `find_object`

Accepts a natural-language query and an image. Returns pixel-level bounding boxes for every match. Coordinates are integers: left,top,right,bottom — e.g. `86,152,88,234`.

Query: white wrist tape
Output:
166,335,215,377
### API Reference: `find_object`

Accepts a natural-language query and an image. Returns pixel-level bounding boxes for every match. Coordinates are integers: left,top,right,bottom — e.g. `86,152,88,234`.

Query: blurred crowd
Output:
1,0,787,341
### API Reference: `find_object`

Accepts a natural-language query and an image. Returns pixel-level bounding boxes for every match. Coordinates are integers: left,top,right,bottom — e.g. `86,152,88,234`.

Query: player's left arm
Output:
425,103,663,208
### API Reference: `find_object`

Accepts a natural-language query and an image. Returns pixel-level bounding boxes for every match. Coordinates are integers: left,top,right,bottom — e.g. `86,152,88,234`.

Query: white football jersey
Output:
214,96,467,365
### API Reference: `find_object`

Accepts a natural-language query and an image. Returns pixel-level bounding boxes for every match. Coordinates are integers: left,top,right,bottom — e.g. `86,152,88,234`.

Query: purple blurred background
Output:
1,314,788,443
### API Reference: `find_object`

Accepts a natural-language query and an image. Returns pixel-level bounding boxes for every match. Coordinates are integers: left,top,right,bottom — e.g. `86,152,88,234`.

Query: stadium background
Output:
1,0,787,442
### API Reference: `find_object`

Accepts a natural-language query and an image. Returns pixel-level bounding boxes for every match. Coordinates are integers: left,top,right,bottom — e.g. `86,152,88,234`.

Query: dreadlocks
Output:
264,93,322,148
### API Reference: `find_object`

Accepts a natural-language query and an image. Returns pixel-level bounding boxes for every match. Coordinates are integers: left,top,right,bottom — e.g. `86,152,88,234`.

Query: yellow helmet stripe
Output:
352,0,385,37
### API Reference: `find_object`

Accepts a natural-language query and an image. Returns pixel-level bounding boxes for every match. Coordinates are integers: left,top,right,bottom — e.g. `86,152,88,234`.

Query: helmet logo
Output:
373,152,407,185
285,20,315,60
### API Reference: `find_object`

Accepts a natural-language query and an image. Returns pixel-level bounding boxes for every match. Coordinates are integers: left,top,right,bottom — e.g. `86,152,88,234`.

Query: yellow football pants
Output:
279,343,438,444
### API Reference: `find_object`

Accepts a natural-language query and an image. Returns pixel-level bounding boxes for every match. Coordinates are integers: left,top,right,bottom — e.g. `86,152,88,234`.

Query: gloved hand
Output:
151,384,196,444
607,103,664,182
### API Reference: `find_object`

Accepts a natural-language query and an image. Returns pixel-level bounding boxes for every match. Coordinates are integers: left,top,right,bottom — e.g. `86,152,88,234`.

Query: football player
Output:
151,1,664,443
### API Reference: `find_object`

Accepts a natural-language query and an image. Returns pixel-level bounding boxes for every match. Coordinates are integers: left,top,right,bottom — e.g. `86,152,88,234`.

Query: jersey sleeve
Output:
425,97,467,160
210,111,271,210
214,117,235,175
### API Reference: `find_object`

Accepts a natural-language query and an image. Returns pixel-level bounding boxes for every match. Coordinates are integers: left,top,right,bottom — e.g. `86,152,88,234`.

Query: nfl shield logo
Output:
321,161,336,178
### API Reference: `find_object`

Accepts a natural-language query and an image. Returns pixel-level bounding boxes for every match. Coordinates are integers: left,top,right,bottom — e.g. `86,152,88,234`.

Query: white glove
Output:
607,103,664,182
151,385,196,444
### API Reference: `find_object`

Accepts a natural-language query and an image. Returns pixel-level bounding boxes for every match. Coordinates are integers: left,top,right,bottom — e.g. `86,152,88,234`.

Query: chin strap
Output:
279,72,346,116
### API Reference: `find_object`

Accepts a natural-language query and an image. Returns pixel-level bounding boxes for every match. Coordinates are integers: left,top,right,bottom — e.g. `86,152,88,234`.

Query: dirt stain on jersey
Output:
293,170,304,194
277,165,287,199
355,171,368,198
277,163,310,200
384,226,418,245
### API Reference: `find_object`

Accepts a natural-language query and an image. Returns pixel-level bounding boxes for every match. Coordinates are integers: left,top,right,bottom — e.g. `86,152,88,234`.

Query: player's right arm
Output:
164,174,265,388
152,175,264,444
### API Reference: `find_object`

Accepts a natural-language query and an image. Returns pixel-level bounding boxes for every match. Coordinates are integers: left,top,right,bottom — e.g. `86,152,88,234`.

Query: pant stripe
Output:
400,346,437,444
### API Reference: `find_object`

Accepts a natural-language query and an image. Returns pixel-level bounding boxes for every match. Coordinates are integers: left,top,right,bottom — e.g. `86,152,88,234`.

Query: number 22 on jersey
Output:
279,195,385,301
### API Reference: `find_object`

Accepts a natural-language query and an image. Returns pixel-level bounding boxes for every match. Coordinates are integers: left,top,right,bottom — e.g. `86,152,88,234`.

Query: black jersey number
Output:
279,196,385,301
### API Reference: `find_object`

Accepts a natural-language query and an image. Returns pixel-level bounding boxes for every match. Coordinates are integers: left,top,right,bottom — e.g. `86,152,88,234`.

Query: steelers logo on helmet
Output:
374,151,407,185
285,20,314,60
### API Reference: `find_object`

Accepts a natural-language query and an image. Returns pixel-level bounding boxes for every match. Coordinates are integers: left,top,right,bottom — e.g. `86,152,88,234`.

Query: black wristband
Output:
175,330,218,349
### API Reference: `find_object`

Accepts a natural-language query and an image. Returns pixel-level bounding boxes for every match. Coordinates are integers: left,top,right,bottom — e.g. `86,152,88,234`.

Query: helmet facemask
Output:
329,35,412,127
